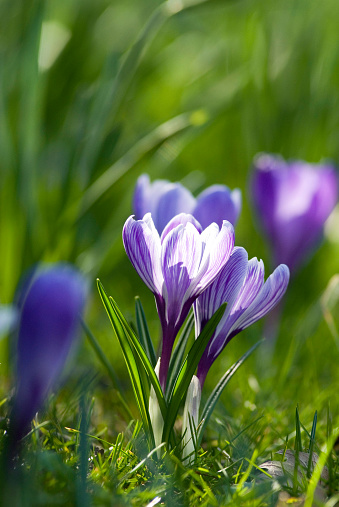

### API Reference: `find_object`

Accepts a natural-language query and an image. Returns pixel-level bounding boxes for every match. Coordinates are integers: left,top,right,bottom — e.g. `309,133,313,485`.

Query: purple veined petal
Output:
195,220,235,294
194,246,248,341
161,213,203,243
194,185,242,228
228,263,290,337
161,222,203,326
123,214,163,295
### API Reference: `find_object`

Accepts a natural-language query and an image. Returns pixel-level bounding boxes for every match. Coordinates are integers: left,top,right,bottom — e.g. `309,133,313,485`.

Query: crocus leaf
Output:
166,311,194,400
196,340,263,449
135,296,157,368
162,303,226,444
108,294,167,419
97,280,154,447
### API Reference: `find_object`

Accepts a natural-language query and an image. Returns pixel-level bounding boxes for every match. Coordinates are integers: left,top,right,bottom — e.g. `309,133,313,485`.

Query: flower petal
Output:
196,220,235,294
123,214,163,295
229,263,290,336
161,222,202,325
161,213,202,242
133,175,195,233
194,184,242,228
156,186,196,233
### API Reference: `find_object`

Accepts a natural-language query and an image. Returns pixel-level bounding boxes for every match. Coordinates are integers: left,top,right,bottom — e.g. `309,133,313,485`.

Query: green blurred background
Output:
1,0,339,441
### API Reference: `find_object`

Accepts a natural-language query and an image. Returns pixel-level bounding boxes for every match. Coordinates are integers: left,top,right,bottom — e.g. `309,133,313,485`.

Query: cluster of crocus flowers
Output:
252,154,338,273
8,264,87,446
123,212,235,390
133,174,241,232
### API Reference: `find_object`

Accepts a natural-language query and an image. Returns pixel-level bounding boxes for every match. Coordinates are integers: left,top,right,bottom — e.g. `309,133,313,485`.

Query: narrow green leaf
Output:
196,340,263,448
135,297,157,368
162,303,226,444
108,295,167,420
97,280,154,446
307,411,317,478
295,405,302,453
166,311,194,400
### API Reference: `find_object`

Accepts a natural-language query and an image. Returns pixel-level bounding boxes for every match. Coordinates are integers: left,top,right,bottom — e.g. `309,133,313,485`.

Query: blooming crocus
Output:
252,154,338,273
133,174,241,233
194,247,290,387
123,212,235,389
9,264,87,442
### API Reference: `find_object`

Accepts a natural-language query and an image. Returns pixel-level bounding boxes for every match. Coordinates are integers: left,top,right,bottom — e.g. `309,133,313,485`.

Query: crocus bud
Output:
9,264,88,443
182,375,201,464
252,154,338,273
149,358,163,456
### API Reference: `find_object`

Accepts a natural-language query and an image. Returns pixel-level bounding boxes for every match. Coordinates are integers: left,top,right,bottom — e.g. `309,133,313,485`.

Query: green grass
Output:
1,0,339,504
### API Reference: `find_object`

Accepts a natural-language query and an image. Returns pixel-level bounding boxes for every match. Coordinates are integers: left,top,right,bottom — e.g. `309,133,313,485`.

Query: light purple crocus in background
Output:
252,154,338,273
123,212,235,390
9,264,87,442
194,247,290,387
133,174,241,233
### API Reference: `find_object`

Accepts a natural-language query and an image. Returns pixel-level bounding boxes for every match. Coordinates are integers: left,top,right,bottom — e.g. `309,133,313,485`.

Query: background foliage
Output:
1,0,339,504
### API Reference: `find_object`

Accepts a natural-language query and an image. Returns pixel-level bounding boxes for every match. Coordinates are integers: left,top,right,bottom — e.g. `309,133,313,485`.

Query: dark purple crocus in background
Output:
194,247,290,387
123,212,235,389
133,174,241,233
252,154,338,273
9,264,87,442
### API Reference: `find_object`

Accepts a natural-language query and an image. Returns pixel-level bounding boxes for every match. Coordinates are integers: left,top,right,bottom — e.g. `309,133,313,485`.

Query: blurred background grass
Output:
1,0,339,448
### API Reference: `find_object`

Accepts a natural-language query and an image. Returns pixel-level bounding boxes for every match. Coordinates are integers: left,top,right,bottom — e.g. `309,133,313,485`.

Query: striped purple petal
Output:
229,263,290,335
123,214,163,294
161,222,202,327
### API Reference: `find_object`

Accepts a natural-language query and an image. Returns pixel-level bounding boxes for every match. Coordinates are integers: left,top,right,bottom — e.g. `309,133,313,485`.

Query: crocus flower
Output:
252,154,338,273
123,212,235,389
133,174,241,233
194,247,290,387
9,264,88,442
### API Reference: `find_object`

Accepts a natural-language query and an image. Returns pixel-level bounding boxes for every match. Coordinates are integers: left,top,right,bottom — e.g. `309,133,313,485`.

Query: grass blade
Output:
307,410,317,478
196,340,263,448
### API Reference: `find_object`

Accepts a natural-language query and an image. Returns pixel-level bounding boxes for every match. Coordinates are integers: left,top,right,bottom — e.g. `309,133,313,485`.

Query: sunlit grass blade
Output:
166,312,194,400
135,296,157,369
97,280,154,447
162,304,226,445
196,340,262,449
307,410,317,478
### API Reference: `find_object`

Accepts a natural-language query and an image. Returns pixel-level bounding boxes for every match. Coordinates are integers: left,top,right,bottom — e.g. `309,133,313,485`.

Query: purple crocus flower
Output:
133,174,241,233
9,264,87,442
194,247,290,387
252,154,338,273
123,212,235,389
